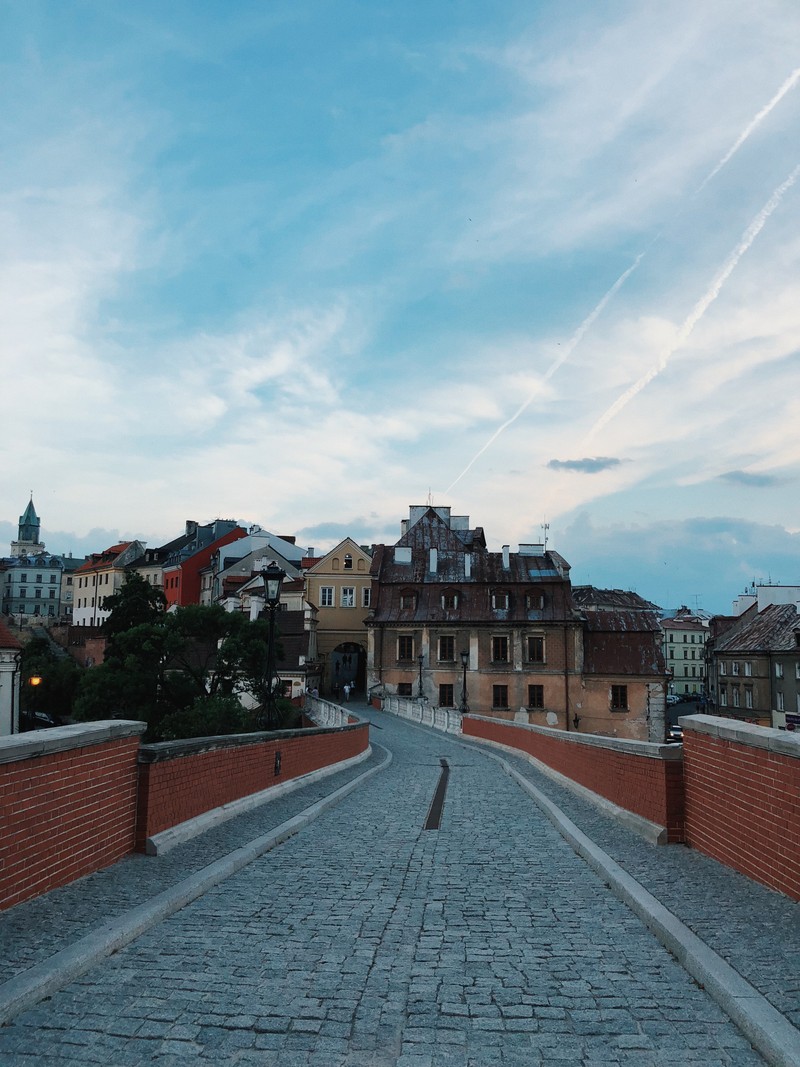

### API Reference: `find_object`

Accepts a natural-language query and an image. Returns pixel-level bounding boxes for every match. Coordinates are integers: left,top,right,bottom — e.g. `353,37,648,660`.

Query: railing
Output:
305,696,352,728
380,695,462,734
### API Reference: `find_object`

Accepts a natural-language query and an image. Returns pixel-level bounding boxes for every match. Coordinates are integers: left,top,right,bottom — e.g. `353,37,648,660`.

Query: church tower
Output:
11,496,45,557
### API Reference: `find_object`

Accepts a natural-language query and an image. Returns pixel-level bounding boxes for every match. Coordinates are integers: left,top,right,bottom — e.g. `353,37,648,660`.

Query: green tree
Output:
73,604,288,740
19,637,81,726
101,571,166,637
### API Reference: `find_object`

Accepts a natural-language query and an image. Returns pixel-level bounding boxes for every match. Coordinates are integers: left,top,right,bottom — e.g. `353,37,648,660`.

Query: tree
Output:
73,603,288,740
101,571,166,637
19,637,81,726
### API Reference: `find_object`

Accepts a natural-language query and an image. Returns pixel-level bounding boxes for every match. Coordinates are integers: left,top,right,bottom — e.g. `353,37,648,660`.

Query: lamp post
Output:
259,562,285,730
417,651,424,699
459,650,469,714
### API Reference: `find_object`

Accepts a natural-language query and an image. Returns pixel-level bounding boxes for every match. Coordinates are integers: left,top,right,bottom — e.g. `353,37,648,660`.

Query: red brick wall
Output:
136,723,369,848
463,715,685,841
683,727,800,901
0,732,141,910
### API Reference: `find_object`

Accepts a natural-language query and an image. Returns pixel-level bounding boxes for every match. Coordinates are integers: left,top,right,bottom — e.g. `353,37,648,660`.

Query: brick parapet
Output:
681,715,800,901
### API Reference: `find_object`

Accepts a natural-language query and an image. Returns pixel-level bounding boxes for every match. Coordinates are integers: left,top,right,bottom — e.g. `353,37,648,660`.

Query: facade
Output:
0,619,21,735
367,506,667,742
661,607,709,697
162,521,247,609
199,533,302,608
2,554,64,620
707,602,800,729
303,539,373,696
72,542,147,627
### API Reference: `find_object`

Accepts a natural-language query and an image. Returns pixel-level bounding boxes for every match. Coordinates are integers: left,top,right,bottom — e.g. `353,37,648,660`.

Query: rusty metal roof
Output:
713,602,799,654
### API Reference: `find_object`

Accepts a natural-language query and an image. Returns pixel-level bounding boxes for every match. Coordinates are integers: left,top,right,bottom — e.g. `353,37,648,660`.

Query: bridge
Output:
0,704,798,1066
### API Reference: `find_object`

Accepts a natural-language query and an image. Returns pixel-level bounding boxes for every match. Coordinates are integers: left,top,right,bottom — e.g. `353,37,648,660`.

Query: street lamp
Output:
259,562,286,730
459,650,469,714
417,651,424,699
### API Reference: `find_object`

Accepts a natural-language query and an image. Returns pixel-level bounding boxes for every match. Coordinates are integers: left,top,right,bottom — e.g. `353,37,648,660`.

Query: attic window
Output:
400,591,416,610
344,554,353,570
441,591,459,610
526,593,545,610
492,591,509,610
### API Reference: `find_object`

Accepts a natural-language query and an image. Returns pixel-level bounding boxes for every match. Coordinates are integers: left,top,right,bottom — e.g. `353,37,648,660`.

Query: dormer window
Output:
526,593,545,610
492,590,509,610
441,591,459,610
400,590,416,610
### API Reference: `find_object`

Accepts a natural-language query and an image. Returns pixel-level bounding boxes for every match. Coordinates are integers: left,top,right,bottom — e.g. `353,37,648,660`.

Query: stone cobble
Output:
0,708,780,1065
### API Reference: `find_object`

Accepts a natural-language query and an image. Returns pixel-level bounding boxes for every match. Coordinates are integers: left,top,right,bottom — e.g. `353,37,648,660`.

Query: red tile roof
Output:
0,619,22,650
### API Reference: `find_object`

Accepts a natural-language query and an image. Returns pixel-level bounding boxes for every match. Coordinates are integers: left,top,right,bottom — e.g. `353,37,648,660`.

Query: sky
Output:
2,0,800,614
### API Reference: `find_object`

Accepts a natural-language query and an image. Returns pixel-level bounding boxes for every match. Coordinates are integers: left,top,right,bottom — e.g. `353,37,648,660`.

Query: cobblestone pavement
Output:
0,707,789,1065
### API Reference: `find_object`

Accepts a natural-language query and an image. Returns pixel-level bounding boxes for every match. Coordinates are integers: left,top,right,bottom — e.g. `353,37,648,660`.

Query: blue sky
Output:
2,1,799,614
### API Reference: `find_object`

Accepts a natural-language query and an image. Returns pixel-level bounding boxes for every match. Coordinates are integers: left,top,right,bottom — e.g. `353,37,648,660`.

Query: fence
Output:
379,695,463,734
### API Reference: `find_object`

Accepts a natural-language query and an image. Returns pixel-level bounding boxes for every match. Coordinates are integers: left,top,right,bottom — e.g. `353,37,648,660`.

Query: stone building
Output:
367,506,667,742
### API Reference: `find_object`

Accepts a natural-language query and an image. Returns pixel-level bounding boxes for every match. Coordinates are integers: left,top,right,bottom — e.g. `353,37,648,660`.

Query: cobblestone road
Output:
0,711,773,1066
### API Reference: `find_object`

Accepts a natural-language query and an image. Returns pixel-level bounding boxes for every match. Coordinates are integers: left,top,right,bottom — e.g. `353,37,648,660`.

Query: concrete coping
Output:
138,714,369,764
465,713,682,761
680,712,800,759
0,720,147,765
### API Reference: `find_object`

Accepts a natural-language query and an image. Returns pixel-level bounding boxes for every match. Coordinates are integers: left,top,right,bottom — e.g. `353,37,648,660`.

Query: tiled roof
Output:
714,602,799,654
0,619,22,650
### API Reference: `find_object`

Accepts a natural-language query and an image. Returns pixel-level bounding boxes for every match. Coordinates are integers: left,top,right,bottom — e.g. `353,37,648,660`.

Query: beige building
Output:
303,539,373,697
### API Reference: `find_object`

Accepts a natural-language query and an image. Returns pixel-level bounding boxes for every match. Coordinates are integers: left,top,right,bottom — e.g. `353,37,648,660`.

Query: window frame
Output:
438,683,454,708
491,635,509,663
438,635,455,662
527,684,544,709
320,586,334,607
610,684,628,711
526,634,545,663
398,635,415,661
492,684,509,709
340,586,355,608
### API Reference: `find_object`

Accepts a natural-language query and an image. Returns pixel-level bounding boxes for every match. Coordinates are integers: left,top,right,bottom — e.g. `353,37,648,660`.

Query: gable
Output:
306,537,372,577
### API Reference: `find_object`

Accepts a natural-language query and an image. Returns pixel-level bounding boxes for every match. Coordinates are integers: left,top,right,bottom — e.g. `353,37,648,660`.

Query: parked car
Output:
667,724,684,743
666,694,681,706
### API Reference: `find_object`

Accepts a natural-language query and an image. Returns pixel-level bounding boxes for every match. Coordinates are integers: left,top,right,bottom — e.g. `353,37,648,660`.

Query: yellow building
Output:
303,539,373,698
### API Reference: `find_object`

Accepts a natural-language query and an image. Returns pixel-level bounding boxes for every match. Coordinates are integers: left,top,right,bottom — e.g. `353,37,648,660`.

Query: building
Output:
303,539,373,696
367,506,667,742
10,497,45,558
2,554,64,620
706,602,800,729
161,521,247,609
72,541,147,627
0,619,21,735
661,606,709,697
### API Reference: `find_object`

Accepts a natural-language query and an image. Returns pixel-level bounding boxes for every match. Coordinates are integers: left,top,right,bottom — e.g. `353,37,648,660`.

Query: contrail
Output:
697,67,800,193
444,253,645,494
583,162,800,444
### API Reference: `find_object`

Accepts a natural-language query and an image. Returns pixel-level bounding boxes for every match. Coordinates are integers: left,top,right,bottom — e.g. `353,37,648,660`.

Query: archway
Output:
329,641,366,699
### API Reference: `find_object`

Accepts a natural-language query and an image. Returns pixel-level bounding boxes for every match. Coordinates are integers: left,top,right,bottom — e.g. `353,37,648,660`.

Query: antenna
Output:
542,522,550,550
426,489,434,506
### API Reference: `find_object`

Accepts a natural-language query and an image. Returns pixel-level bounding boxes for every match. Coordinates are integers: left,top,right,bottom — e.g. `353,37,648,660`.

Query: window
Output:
744,662,752,677
745,687,753,709
731,661,740,676
527,635,545,663
341,587,355,608
683,634,687,643
362,587,371,609
777,692,785,712
398,682,413,697
719,687,728,707
669,649,674,660
344,554,353,570
438,635,455,661
50,574,57,584
683,650,687,659
526,593,545,610
398,636,414,661
492,685,509,708
732,686,740,708
610,685,628,710
400,591,416,610
492,591,509,610
775,662,784,679
49,590,55,599
492,636,509,662
20,575,26,583
320,587,334,607
796,662,800,680
669,634,674,643
35,589,41,599
36,574,42,583
719,662,726,676
439,684,454,707
528,684,544,709
441,592,458,610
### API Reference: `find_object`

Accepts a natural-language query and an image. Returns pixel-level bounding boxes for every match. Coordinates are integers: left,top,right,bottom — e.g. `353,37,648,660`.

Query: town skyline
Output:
3,2,799,617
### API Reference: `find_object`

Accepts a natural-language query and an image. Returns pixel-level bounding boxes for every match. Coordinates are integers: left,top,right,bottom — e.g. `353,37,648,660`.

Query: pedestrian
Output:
343,682,351,702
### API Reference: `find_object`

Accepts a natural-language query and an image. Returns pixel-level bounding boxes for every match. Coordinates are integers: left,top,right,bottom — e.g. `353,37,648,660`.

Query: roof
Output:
714,602,799,654
74,543,135,574
0,619,22,651
572,587,661,612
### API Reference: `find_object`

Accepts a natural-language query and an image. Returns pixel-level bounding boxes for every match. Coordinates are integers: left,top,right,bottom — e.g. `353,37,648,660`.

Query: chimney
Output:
464,553,472,578
502,545,510,569
307,547,315,558
429,548,438,574
185,520,198,537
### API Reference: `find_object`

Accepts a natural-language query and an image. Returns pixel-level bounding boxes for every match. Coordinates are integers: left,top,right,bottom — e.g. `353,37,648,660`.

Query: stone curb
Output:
380,712,800,1067
146,746,373,855
491,747,800,1067
0,743,392,1027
